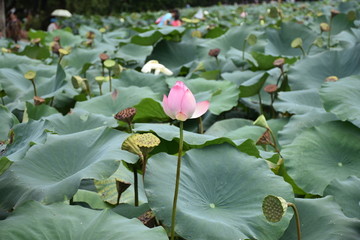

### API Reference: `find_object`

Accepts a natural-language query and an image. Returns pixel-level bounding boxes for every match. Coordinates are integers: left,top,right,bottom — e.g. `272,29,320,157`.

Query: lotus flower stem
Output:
101,63,105,77
287,202,301,240
198,117,204,134
108,69,112,92
299,46,306,57
170,121,184,240
133,165,139,207
258,93,263,115
98,83,103,95
30,80,38,97
327,18,333,49
276,72,284,87
1,97,5,105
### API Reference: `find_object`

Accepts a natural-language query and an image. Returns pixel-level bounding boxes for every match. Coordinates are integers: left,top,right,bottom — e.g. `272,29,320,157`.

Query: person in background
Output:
6,9,22,42
47,18,59,32
156,9,181,27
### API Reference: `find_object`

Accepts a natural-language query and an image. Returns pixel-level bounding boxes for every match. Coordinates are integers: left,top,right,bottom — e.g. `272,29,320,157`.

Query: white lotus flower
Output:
141,60,173,76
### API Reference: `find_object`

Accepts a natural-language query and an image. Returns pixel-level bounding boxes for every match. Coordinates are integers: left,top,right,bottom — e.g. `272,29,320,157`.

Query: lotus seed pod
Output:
121,134,143,159
208,48,220,57
24,71,36,81
99,53,109,62
1,47,11,53
134,133,160,149
246,34,257,46
191,30,202,38
291,38,303,48
273,58,285,68
115,179,131,204
325,76,339,82
71,76,85,89
99,27,106,33
114,107,137,124
86,31,95,39
58,48,69,56
104,59,116,68
264,84,278,94
31,38,41,44
331,9,340,18
256,129,273,146
253,114,269,129
95,76,106,84
320,22,330,32
262,195,288,222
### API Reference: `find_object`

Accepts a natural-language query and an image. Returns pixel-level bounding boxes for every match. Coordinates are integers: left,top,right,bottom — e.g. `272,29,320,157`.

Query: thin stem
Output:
108,69,112,92
133,165,139,207
307,43,314,55
1,97,4,105
242,40,247,71
287,202,301,240
128,122,133,133
85,80,91,98
198,117,204,134
299,46,306,57
170,121,184,240
268,129,282,158
258,93,263,115
30,80,37,97
276,72,284,87
98,83,103,96
101,63,105,77
328,18,333,49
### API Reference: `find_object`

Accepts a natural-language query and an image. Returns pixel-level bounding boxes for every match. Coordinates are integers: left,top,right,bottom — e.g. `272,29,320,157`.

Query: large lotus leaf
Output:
329,13,356,36
94,161,147,205
324,176,360,219
147,39,197,74
72,189,112,210
205,118,253,137
61,48,101,71
265,22,317,57
333,28,360,48
45,29,83,47
133,98,170,122
273,89,324,115
45,111,117,135
0,201,168,240
145,144,294,240
282,121,360,195
115,69,168,95
114,43,153,66
25,101,59,120
3,120,49,162
0,105,19,141
166,78,239,115
131,27,185,46
320,75,360,128
74,86,158,117
0,127,137,209
134,123,259,157
250,52,298,71
239,72,269,97
280,196,360,240
278,110,337,146
0,53,42,69
287,44,360,90
222,70,264,86
19,45,51,60
197,25,264,59
0,157,12,176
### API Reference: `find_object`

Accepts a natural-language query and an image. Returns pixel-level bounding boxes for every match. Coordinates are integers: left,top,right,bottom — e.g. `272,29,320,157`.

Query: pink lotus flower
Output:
162,81,210,121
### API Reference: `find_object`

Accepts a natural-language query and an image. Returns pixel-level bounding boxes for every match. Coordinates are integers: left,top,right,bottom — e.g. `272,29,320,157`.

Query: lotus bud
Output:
325,76,338,82
291,37,303,48
262,195,288,222
320,22,330,32
331,9,340,18
31,38,41,45
273,58,285,69
33,96,45,105
253,114,269,129
208,48,220,58
86,31,96,39
24,71,36,81
99,53,109,62
264,84,278,94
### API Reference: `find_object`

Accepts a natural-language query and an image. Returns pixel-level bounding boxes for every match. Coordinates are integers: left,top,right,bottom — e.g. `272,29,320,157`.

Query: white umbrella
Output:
51,9,72,18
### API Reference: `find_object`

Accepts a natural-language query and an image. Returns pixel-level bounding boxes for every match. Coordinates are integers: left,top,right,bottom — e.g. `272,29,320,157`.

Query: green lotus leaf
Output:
250,52,297,71
72,189,112,209
19,45,50,60
3,120,49,162
147,40,197,74
114,43,153,67
280,196,360,240
112,203,150,219
45,111,117,135
131,27,185,46
25,101,59,120
222,70,264,86
333,28,360,48
134,123,259,157
324,176,360,219
239,72,269,97
45,29,83,47
265,22,317,56
0,53,43,69
0,105,19,141
282,121,360,195
145,144,294,240
132,98,170,122
320,75,360,128
0,127,137,209
115,69,168,95
0,201,168,240
61,48,102,71
278,110,337,146
287,44,360,90
273,89,325,115
0,157,12,176
74,86,158,117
